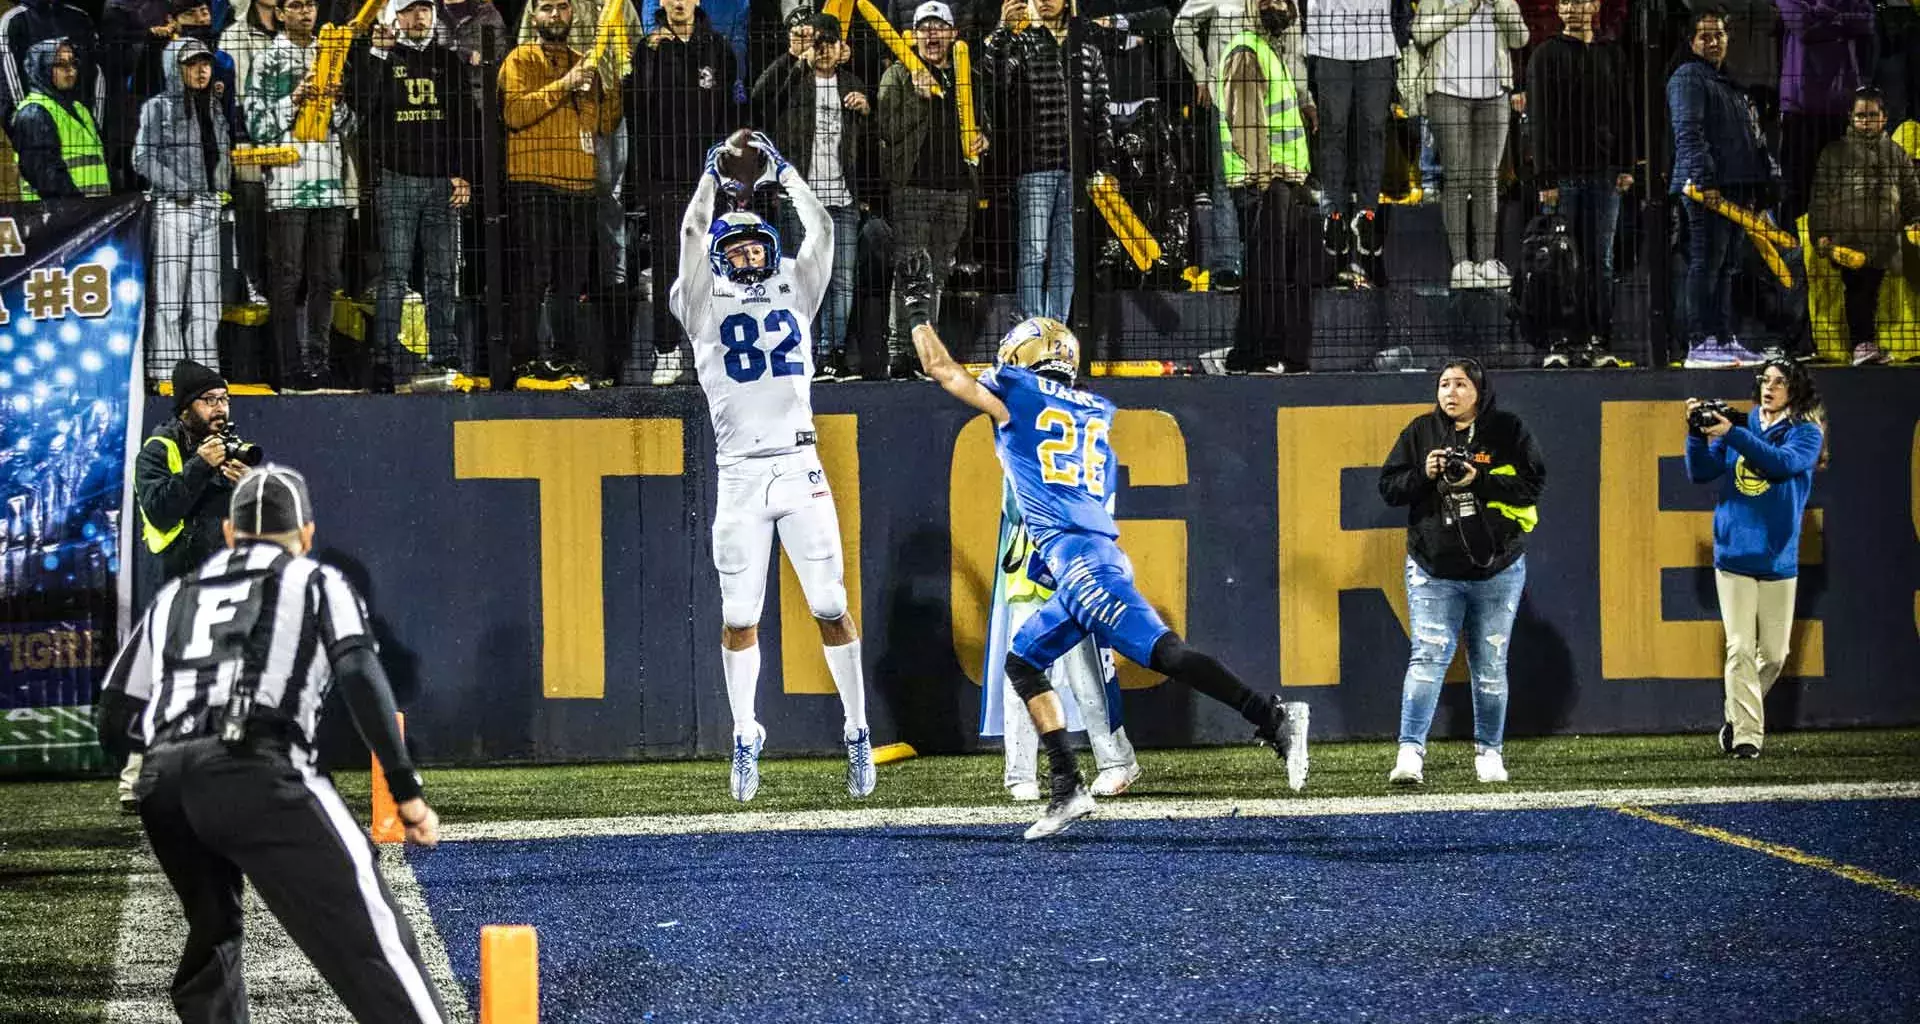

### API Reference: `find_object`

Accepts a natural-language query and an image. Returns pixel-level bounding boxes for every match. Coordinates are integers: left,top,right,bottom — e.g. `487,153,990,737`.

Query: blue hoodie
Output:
1684,408,1823,581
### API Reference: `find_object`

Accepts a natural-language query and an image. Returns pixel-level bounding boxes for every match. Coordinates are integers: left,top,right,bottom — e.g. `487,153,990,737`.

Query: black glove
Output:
896,248,935,331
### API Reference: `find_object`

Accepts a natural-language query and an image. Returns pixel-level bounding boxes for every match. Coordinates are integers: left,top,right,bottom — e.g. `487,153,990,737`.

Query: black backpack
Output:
1512,213,1582,349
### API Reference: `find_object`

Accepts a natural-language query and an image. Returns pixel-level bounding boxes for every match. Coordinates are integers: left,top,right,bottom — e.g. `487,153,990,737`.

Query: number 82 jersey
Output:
981,363,1121,544
680,264,823,466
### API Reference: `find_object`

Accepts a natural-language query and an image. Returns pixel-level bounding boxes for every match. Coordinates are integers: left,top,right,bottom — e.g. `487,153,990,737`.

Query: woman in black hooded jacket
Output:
1377,359,1545,787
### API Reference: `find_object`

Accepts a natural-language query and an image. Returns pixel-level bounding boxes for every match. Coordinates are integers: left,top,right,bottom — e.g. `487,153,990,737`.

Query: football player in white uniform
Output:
669,132,875,803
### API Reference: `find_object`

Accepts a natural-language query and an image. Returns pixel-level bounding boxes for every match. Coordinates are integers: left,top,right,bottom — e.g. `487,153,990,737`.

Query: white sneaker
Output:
1388,743,1424,785
1007,781,1042,802
1023,783,1096,841
1477,259,1512,290
1449,260,1478,291
729,724,765,802
1475,748,1509,783
844,728,876,798
1090,762,1142,797
650,347,685,385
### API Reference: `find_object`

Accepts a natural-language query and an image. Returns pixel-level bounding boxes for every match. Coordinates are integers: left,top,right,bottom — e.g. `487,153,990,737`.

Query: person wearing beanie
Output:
120,359,250,814
95,462,446,1022
134,39,232,386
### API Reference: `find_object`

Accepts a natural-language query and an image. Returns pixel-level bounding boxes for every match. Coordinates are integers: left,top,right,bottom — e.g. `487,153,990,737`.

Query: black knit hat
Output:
171,359,227,413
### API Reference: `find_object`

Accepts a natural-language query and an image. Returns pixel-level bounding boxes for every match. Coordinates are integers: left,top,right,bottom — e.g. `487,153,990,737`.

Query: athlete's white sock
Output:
824,639,868,738
722,644,761,739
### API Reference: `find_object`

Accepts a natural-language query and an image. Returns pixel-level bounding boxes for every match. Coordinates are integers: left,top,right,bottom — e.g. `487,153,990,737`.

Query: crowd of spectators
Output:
0,0,1915,390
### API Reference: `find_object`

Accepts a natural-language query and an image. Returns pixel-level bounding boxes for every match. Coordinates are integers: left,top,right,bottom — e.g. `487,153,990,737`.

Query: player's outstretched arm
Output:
900,250,1009,425
671,159,724,324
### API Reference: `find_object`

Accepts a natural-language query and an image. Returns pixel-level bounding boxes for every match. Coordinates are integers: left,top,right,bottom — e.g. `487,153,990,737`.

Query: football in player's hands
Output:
714,128,770,188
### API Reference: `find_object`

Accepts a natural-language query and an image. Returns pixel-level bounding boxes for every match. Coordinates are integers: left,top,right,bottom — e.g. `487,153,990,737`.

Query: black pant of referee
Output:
136,724,447,1023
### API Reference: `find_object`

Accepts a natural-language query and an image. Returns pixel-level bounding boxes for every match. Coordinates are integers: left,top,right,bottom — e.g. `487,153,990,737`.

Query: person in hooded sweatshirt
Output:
0,0,99,140
11,37,108,199
1684,358,1826,760
350,0,478,391
135,39,232,385
1377,359,1546,787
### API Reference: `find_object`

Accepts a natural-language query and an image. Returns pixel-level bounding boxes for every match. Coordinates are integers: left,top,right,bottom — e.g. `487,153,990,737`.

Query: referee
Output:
96,464,449,1024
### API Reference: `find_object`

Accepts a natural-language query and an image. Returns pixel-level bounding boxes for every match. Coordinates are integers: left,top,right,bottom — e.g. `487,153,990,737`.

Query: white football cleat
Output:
1090,762,1142,797
1389,743,1424,785
844,728,876,798
1023,779,1095,841
729,724,765,802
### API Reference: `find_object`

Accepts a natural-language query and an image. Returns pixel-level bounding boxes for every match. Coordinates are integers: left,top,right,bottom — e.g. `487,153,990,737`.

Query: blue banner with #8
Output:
0,195,147,774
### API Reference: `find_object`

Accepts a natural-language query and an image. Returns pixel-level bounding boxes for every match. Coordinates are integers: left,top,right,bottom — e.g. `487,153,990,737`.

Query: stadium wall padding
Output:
138,370,1920,765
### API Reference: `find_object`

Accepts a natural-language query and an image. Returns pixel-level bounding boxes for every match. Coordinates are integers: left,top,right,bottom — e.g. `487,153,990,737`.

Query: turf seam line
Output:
436,780,1920,843
1616,805,1920,903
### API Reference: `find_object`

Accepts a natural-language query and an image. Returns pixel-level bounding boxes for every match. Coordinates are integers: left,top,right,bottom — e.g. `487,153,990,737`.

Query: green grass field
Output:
4,729,1917,1024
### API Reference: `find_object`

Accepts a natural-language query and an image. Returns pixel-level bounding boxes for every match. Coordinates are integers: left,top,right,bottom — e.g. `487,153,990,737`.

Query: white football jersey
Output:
673,262,827,466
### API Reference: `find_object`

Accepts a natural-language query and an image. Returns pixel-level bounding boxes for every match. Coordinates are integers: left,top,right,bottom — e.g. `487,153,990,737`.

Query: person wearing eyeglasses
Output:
1683,358,1826,759
11,38,108,200
1810,86,1920,365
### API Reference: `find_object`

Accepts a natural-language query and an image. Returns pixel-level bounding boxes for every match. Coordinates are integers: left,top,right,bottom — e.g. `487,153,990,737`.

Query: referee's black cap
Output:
230,465,315,536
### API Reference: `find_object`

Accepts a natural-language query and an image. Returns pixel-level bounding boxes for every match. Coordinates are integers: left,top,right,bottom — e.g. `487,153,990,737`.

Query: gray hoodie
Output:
133,38,232,196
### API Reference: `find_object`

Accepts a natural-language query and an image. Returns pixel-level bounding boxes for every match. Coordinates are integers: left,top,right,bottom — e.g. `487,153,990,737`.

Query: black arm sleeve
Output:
95,690,146,763
332,645,424,804
1378,421,1433,508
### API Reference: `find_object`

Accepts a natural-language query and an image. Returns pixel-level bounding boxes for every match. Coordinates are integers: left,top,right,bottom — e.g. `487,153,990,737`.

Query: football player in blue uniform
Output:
899,251,1310,840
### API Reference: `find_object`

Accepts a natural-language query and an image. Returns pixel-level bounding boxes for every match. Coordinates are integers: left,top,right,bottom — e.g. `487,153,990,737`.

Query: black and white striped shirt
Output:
105,541,375,749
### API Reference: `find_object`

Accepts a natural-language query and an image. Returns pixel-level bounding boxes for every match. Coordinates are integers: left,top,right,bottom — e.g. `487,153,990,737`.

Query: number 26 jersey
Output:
980,364,1121,544
681,265,824,466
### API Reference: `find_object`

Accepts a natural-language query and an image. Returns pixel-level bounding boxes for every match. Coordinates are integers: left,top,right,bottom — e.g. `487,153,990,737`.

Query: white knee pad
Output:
805,577,848,622
713,515,772,630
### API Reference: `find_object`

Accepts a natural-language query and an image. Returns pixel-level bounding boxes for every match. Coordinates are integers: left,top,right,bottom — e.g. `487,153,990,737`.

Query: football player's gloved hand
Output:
702,140,729,186
896,248,935,330
747,130,792,185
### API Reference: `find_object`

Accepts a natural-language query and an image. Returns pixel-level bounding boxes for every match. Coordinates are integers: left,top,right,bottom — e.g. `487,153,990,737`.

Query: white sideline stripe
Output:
108,846,472,1022
438,780,1920,843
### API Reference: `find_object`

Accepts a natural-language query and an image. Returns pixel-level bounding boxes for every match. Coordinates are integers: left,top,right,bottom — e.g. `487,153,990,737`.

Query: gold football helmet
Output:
996,317,1081,384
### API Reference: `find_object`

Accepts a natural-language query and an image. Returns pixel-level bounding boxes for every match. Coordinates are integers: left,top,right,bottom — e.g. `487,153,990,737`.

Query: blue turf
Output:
408,801,1920,1023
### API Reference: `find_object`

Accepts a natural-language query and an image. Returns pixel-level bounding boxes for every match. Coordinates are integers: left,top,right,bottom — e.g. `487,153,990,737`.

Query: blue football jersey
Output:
980,364,1120,543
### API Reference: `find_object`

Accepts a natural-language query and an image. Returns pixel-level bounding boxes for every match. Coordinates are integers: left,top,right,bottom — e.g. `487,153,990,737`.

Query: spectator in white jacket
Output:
1411,0,1526,291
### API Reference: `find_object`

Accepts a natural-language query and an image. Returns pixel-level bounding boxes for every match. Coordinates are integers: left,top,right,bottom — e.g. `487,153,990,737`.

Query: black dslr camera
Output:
1688,399,1738,433
1441,445,1477,486
220,426,264,467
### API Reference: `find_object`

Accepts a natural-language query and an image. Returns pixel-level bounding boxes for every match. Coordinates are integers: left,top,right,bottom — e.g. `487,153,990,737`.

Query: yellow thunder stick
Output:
585,0,630,70
1087,171,1161,271
231,145,300,167
1748,232,1794,290
822,0,854,31
293,0,382,142
1828,245,1867,270
855,0,940,96
953,40,978,164
1682,183,1798,250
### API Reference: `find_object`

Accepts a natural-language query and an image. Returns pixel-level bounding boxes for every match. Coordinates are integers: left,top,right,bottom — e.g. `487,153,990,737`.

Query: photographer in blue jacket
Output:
1684,358,1825,760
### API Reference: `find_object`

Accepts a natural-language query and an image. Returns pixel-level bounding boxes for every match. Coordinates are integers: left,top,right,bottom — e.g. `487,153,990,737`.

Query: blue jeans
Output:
1016,169,1074,321
1310,56,1395,218
778,204,860,355
1553,175,1622,338
1397,554,1526,754
1197,108,1243,276
1682,194,1745,341
373,170,458,373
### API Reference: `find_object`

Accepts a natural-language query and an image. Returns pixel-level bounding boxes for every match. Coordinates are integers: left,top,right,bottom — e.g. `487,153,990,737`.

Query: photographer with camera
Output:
120,359,259,814
1684,358,1825,760
1378,359,1545,785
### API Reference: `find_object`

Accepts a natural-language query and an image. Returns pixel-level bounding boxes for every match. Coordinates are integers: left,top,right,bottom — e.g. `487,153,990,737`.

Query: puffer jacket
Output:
1667,54,1772,194
981,18,1111,179
1810,128,1920,269
132,38,231,195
